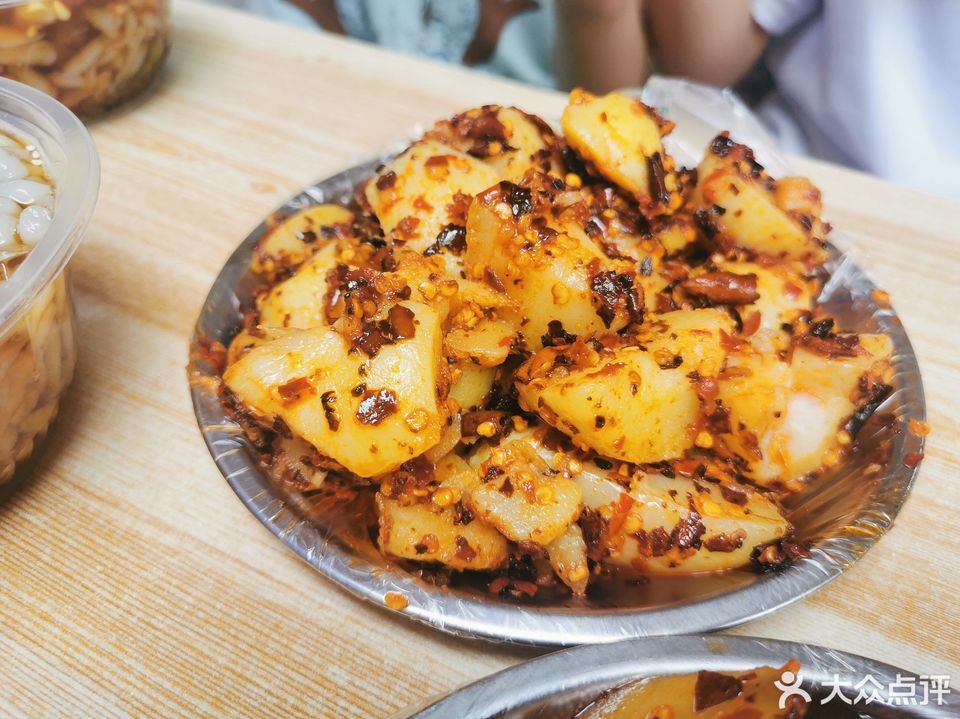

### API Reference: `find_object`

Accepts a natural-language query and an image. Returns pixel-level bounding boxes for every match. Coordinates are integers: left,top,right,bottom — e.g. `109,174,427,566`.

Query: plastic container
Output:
0,77,98,484
0,0,170,117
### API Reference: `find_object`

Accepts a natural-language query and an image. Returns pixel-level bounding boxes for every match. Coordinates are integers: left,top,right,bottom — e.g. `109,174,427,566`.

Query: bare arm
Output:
644,0,769,87
554,0,650,93
283,0,345,33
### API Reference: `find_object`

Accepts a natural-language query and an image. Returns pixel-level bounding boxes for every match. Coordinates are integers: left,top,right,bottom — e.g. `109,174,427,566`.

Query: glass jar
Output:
0,0,170,117
0,77,98,485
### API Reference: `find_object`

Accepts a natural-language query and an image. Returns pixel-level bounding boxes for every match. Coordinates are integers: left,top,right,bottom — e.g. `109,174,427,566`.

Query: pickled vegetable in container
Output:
0,77,97,485
0,0,169,117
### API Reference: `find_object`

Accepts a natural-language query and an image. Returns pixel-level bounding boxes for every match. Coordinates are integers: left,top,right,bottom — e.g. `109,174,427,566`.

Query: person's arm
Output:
283,0,345,33
554,0,650,93
465,0,540,65
644,0,769,87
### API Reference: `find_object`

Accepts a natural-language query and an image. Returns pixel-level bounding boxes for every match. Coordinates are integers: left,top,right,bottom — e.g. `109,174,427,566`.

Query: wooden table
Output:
3,2,959,716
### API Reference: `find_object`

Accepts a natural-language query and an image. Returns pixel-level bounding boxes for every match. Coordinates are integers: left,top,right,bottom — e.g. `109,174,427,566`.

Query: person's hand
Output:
464,0,540,65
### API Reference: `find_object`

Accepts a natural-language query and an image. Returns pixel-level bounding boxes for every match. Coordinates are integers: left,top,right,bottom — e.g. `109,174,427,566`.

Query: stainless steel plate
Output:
394,636,955,718
187,153,925,645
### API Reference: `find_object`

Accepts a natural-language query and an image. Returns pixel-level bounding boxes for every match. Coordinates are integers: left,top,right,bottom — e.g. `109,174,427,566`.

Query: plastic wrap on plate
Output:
188,78,925,645
637,76,792,177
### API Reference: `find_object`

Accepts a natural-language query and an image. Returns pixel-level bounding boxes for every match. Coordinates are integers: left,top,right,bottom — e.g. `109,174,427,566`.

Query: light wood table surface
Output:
2,2,959,717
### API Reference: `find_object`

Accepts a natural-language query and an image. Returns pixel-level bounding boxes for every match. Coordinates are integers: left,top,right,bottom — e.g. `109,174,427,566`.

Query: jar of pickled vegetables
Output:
0,0,169,117
0,77,98,485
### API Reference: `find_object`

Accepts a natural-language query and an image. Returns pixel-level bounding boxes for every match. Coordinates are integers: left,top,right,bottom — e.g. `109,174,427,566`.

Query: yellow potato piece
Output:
376,485,508,571
270,435,327,490
572,459,788,575
466,475,581,547
445,318,516,368
449,363,496,412
546,523,589,595
511,429,789,575
517,346,699,463
465,432,582,546
615,473,786,574
690,136,826,262
638,308,734,377
257,243,339,329
365,139,500,252
776,338,893,479
226,327,284,366
719,335,893,484
490,106,562,179
466,184,636,350
561,89,680,214
428,105,562,181
651,213,698,255
717,353,791,483
252,204,353,277
223,302,445,477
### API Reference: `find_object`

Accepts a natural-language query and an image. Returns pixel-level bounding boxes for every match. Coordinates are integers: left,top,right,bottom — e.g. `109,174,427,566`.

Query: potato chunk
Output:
445,318,516,368
510,429,789,575
376,491,508,571
637,308,734,377
546,523,589,595
465,175,642,350
719,333,893,484
252,204,353,279
268,435,327,490
612,472,786,574
449,363,496,411
517,342,699,463
465,431,582,546
561,89,682,215
690,134,827,262
226,327,285,366
257,242,339,330
650,213,698,255
365,140,499,252
427,105,563,181
572,459,789,575
223,302,445,477
716,353,790,484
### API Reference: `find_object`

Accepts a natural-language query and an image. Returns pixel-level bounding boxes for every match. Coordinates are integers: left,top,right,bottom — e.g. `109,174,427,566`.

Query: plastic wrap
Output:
391,636,955,718
188,78,926,646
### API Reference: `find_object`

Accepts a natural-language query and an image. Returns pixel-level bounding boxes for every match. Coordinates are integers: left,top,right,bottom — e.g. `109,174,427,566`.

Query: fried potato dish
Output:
211,92,895,598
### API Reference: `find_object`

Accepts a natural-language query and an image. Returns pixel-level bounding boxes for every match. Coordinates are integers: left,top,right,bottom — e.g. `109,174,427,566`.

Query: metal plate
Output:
393,636,955,718
187,151,925,645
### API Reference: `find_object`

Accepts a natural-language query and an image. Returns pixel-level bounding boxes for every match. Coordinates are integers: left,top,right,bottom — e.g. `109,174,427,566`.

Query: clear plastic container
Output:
0,77,98,484
0,0,169,117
